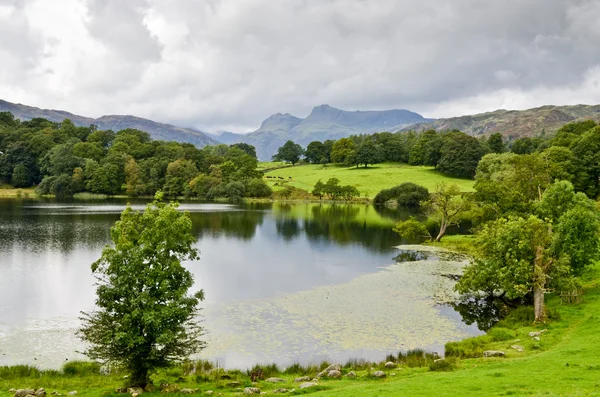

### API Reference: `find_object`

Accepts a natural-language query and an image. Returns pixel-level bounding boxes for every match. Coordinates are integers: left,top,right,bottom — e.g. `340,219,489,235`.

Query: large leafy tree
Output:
330,138,355,164
487,133,505,153
354,138,382,168
272,140,304,165
78,194,205,387
305,141,327,164
438,133,488,178
423,183,470,241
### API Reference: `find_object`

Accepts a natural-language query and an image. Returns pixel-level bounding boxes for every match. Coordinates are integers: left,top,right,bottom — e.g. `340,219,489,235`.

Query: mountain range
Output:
0,99,219,147
2,99,600,160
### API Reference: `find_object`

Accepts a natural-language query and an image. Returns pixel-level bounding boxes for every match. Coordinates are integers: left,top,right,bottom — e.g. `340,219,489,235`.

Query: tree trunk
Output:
533,284,546,322
435,221,447,242
131,367,149,388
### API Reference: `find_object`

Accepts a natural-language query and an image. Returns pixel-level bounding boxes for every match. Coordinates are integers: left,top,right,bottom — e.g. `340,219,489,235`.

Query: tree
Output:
312,180,326,199
163,159,199,197
340,185,360,200
373,183,429,207
323,178,342,200
510,137,538,154
124,158,147,196
244,178,272,198
572,126,600,198
438,133,488,178
330,138,355,164
230,143,257,160
305,141,326,164
272,140,304,165
11,163,30,187
423,183,470,241
51,174,75,198
487,133,505,153
408,130,444,166
78,194,205,387
354,139,382,168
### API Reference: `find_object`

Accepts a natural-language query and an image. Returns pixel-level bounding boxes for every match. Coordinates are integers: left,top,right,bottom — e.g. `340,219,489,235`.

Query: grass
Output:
263,163,475,198
2,264,600,396
0,186,35,198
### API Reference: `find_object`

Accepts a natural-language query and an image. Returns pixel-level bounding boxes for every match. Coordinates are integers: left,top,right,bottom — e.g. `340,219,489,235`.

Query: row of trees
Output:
390,120,600,322
0,112,271,201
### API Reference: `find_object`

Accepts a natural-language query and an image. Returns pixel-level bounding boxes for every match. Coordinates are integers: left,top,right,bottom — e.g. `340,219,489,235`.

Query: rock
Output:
204,391,213,395
391,373,397,376
384,361,396,369
265,378,285,383
51,393,63,396
327,369,341,379
115,388,128,393
128,388,144,395
528,330,547,337
161,384,179,393
15,389,35,397
9,390,16,394
131,393,139,397
511,345,525,352
298,382,318,389
346,371,357,378
243,388,261,395
67,392,77,396
373,371,386,378
35,389,46,397
532,336,541,341
273,389,288,393
316,364,341,378
180,389,198,394
294,376,310,383
483,350,505,358
144,384,156,393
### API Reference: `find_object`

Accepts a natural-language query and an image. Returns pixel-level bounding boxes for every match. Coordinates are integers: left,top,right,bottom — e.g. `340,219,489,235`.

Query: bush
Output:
245,178,273,198
374,182,429,207
397,349,437,367
247,363,280,380
225,181,245,203
35,176,57,195
429,358,457,372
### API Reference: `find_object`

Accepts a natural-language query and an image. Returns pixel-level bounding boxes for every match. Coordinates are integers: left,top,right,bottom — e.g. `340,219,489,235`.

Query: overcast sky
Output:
1,0,599,133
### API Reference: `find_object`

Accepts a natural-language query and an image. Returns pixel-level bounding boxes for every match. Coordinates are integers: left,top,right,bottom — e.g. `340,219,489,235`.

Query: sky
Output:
1,0,599,133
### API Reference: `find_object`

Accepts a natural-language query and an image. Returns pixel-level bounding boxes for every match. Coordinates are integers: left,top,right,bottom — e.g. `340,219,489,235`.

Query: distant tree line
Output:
0,112,271,201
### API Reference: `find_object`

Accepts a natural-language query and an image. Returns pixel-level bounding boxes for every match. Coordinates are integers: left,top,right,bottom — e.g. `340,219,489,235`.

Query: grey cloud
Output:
1,0,599,131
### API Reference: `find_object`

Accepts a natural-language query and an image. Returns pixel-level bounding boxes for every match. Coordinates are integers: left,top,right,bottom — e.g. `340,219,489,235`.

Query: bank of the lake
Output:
1,263,598,397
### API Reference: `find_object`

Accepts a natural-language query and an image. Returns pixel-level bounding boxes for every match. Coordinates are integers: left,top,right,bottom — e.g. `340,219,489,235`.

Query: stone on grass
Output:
144,384,156,393
265,378,285,383
346,371,357,378
384,362,396,369
298,382,318,389
161,384,179,393
294,376,310,383
243,387,260,395
204,391,213,395
532,336,541,341
511,345,525,352
14,389,35,397
483,350,505,358
35,388,46,397
273,389,288,393
373,371,386,378
327,370,341,379
528,330,547,337
316,364,340,378
67,392,77,396
128,388,144,395
180,389,198,394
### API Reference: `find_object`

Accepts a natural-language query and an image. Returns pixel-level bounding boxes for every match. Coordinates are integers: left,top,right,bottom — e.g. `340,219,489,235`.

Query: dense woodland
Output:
0,112,271,200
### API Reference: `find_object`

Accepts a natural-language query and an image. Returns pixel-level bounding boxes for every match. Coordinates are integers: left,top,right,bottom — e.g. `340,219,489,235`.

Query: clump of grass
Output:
445,335,491,358
195,359,215,373
284,363,315,375
429,358,457,372
247,363,280,380
344,358,371,371
397,349,437,367
62,361,102,376
488,327,517,342
0,365,42,379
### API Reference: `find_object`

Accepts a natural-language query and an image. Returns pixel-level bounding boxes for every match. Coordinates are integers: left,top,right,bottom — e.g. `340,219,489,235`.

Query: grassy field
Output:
263,163,475,198
2,263,599,397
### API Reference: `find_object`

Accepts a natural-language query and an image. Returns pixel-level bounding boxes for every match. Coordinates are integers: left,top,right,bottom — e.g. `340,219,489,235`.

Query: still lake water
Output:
0,198,481,369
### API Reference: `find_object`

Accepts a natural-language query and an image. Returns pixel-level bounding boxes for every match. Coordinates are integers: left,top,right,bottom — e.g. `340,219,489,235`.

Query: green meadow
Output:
263,163,475,198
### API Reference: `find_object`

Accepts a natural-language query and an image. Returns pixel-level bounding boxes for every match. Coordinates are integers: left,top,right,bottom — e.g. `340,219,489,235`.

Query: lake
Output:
0,198,481,369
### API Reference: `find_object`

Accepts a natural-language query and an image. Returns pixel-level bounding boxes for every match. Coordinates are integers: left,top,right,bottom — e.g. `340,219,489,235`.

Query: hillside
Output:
241,105,430,160
407,104,600,138
0,99,219,147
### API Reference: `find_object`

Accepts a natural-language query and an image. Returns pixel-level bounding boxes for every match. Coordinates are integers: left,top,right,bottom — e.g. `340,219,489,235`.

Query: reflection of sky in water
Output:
0,199,481,369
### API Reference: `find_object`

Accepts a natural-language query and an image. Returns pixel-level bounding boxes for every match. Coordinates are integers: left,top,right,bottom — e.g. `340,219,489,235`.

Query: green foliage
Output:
354,138,382,168
373,182,429,207
445,335,490,358
311,179,326,199
305,141,330,164
78,194,205,387
225,181,245,203
572,126,600,197
272,140,304,165
487,327,516,341
438,133,488,178
244,178,273,198
331,138,355,164
487,133,505,153
230,142,257,160
423,183,470,241
62,361,102,376
392,217,431,241
314,177,360,200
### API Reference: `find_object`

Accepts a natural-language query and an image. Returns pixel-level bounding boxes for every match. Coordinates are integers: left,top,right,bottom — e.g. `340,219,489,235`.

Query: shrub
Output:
374,182,429,207
445,335,491,358
245,179,273,198
247,363,280,380
225,181,245,203
429,358,457,372
397,349,437,367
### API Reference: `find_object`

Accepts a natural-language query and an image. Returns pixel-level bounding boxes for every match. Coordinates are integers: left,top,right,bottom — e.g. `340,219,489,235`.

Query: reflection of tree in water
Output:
299,204,400,253
450,296,510,331
189,210,266,241
275,218,302,241
393,249,430,262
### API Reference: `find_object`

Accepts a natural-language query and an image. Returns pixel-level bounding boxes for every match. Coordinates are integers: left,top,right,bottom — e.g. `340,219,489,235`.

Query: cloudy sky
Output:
1,0,599,132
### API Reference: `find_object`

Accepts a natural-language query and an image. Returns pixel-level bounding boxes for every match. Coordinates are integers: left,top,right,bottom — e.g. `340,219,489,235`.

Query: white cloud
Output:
0,0,599,132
